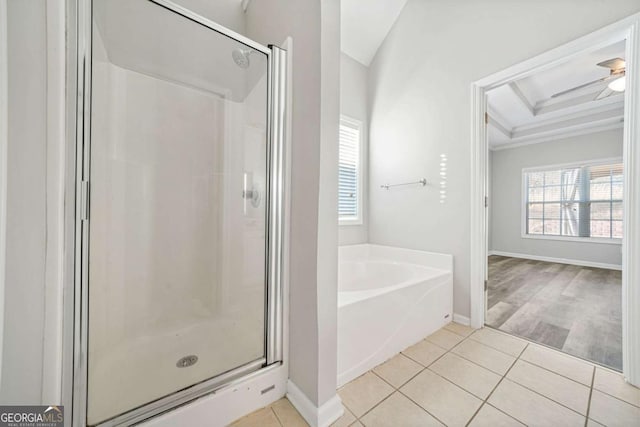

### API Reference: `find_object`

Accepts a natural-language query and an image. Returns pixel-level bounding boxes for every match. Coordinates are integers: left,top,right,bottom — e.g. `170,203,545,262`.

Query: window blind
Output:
524,161,623,239
339,118,361,220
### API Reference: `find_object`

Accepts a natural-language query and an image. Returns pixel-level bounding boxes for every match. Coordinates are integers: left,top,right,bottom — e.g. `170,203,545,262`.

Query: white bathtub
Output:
337,244,453,386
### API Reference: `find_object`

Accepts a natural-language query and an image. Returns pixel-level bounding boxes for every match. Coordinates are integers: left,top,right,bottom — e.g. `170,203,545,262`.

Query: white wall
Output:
490,129,623,267
368,0,640,318
1,0,47,403
339,53,369,245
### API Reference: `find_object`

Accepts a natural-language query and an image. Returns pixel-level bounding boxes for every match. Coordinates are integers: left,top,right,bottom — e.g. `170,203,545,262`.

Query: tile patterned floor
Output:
230,323,640,427
487,256,622,371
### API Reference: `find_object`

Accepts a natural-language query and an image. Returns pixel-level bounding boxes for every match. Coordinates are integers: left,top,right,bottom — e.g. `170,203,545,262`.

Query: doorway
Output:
470,13,640,386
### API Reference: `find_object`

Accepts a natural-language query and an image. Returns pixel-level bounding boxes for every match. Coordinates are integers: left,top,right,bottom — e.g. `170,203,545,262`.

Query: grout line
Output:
395,387,449,426
584,367,596,427
502,347,594,419
465,342,528,426
269,406,285,427
466,329,528,359
448,340,516,376
443,323,475,339
516,357,592,388
400,339,449,368
368,367,447,425
591,387,640,408
587,373,640,409
372,336,477,426
353,388,395,421
371,363,425,390
370,369,396,389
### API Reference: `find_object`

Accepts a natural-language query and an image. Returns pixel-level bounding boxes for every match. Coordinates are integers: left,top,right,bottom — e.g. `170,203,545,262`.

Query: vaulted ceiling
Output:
488,41,626,150
341,0,408,66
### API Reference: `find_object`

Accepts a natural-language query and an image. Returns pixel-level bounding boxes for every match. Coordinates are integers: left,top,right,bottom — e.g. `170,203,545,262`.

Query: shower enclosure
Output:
71,0,286,425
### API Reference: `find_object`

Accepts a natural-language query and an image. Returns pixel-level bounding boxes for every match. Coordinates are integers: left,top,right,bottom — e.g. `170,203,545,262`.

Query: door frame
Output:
64,0,288,425
469,12,640,386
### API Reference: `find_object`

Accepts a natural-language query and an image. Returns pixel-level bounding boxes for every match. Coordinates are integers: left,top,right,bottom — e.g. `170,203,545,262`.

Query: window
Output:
339,116,362,224
523,160,623,241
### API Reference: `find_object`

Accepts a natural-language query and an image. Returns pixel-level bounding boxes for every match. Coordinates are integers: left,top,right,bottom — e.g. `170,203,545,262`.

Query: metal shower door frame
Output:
69,1,287,425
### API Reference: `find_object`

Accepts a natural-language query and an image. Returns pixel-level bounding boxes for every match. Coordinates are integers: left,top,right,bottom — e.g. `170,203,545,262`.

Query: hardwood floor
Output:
487,255,622,371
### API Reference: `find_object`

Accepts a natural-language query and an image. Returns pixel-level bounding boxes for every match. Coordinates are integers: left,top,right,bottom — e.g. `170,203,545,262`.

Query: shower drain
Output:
176,355,198,368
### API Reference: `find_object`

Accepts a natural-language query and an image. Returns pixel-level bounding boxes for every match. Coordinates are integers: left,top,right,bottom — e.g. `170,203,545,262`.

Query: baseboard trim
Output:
453,314,471,326
488,250,622,271
286,380,343,427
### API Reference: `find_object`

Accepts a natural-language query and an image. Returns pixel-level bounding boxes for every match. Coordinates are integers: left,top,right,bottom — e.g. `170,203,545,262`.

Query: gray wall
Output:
339,53,369,245
247,0,340,407
1,0,47,404
367,0,640,318
490,129,624,266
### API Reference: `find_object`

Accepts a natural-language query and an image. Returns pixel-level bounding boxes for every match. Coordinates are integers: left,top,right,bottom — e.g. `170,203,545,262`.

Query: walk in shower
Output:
72,0,286,425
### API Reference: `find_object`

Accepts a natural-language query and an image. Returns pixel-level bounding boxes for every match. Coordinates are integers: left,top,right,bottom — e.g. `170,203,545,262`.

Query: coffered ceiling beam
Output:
534,90,623,116
488,115,512,138
508,82,536,116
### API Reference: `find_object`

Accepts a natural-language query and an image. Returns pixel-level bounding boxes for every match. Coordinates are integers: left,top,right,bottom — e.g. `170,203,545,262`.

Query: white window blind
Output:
524,161,623,240
339,117,361,222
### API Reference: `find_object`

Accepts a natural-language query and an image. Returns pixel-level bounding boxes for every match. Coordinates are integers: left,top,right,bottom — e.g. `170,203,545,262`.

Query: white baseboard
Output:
453,313,471,326
286,380,344,427
488,250,622,271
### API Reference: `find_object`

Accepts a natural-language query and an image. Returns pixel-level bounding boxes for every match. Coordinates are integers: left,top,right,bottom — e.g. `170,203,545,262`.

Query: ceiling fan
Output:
551,57,626,100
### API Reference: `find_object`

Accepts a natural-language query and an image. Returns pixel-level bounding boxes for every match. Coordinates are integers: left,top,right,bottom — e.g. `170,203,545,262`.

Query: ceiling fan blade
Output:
595,86,614,100
551,76,609,98
597,57,626,70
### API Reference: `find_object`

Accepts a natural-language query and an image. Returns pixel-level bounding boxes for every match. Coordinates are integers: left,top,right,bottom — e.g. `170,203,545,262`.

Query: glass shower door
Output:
83,0,278,424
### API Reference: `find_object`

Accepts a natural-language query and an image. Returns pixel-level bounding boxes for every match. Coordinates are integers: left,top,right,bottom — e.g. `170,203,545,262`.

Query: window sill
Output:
339,218,363,226
521,234,622,245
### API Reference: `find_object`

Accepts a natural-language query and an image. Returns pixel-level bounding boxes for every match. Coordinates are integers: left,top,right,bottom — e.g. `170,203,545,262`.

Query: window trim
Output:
520,157,623,245
338,115,363,226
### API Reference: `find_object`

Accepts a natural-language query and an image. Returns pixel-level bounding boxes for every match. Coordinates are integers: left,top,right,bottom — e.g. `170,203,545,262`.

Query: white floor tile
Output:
444,322,475,337
426,328,465,349
330,405,355,427
589,390,640,427
469,404,525,427
402,340,447,367
271,398,309,427
231,407,281,427
520,344,593,386
506,360,590,415
593,367,640,407
488,379,585,426
338,372,394,417
360,392,443,426
469,328,527,357
373,353,423,388
451,338,516,375
400,369,482,426
429,352,501,399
